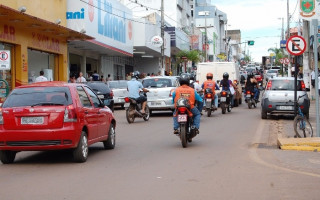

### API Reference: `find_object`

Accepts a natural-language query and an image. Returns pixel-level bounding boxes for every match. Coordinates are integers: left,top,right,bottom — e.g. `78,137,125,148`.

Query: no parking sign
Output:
0,51,10,70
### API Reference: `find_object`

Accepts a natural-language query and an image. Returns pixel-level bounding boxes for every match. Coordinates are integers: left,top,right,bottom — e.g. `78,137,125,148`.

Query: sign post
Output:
286,35,307,117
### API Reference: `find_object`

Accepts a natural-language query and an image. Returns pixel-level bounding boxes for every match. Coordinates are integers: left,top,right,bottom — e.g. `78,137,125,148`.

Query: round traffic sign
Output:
284,57,289,65
286,35,306,56
279,58,284,64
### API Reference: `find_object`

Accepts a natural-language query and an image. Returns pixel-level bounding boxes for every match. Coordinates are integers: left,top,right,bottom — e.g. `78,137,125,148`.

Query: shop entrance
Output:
28,49,55,83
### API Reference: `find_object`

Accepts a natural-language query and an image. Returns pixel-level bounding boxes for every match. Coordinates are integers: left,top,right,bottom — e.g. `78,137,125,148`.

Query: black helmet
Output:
190,74,195,81
179,73,190,85
247,72,254,78
223,72,229,79
132,71,140,79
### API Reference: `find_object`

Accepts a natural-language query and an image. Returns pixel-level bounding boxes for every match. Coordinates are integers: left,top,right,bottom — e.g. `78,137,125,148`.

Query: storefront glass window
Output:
28,49,55,83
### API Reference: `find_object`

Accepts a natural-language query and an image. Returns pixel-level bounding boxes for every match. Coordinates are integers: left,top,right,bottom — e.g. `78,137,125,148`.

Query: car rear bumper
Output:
147,99,174,110
0,124,82,151
261,98,310,115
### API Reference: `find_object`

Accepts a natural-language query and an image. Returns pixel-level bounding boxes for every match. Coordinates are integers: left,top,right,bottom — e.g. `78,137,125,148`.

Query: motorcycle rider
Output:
219,72,238,107
189,74,204,115
127,71,149,114
202,72,220,110
172,73,202,134
244,72,260,102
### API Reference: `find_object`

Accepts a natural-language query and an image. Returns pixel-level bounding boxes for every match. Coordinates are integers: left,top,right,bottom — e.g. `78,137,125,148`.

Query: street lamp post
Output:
160,0,165,76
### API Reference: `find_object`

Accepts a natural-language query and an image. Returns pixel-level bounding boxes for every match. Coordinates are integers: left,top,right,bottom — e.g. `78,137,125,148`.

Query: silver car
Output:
108,80,128,108
265,69,279,81
142,76,179,113
261,77,310,119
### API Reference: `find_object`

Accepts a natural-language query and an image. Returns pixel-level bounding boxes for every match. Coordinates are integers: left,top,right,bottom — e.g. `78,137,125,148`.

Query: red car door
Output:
76,86,100,141
83,87,109,139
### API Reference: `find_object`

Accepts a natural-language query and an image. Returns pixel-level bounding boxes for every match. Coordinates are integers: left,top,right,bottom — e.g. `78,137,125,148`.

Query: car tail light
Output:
300,105,304,109
64,105,77,122
301,81,306,91
110,90,114,98
178,107,187,114
266,81,272,90
124,97,130,103
268,105,272,108
0,109,3,125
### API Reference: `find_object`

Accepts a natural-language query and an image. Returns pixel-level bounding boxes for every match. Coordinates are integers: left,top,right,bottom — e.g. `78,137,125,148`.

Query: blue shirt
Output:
127,78,143,98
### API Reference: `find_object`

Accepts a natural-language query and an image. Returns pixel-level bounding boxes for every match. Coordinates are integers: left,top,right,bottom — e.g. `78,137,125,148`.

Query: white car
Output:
142,76,179,113
108,80,128,108
265,69,279,81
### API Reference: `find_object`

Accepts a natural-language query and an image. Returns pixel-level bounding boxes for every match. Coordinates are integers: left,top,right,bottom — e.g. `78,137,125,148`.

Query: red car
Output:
0,81,116,164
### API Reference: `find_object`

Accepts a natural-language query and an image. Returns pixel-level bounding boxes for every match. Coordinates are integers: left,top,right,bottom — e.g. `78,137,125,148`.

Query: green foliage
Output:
268,47,285,66
176,50,201,64
244,55,251,62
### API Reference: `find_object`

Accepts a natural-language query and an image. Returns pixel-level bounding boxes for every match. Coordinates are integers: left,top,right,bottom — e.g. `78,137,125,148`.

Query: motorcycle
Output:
245,90,257,109
124,92,150,124
220,90,232,114
204,88,216,117
175,98,198,148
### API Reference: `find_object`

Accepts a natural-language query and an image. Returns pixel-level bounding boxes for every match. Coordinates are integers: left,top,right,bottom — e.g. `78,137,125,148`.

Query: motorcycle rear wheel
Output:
126,107,135,123
248,101,252,109
227,104,232,112
221,103,226,114
206,108,211,117
180,124,188,148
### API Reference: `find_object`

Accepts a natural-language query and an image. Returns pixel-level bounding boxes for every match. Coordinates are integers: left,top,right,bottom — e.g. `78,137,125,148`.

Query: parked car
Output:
108,80,128,109
86,81,114,112
265,69,279,82
0,81,116,164
142,76,179,114
261,77,310,119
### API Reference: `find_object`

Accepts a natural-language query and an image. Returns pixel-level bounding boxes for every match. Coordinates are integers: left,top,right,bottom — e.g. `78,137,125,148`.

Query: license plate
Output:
21,117,44,125
124,103,130,108
98,95,104,99
151,101,162,106
278,106,293,110
220,97,226,102
246,94,251,98
177,114,187,122
206,99,212,102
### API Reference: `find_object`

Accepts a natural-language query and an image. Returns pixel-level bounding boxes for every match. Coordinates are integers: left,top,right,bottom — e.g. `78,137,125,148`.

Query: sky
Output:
211,0,300,62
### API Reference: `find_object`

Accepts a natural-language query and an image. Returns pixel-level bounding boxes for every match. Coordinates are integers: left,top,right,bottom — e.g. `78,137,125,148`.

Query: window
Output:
77,86,92,108
84,87,101,108
143,78,173,88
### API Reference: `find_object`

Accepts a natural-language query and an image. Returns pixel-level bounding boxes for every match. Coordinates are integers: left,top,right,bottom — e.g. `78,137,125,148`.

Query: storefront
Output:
0,5,92,94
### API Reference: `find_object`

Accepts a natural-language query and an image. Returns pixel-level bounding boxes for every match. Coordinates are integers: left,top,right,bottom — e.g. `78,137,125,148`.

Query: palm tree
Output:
268,47,286,75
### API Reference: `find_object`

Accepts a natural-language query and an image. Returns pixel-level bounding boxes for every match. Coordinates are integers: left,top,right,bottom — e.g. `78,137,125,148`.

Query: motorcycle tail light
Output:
206,94,212,98
300,105,304,109
124,97,130,103
221,91,226,96
301,81,306,91
178,107,187,114
246,91,251,94
64,105,77,122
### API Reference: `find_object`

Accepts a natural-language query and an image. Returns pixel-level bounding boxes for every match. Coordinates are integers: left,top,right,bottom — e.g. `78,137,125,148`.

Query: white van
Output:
196,62,242,106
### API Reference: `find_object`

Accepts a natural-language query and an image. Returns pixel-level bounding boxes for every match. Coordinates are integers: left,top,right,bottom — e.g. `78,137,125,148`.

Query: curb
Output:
278,137,320,152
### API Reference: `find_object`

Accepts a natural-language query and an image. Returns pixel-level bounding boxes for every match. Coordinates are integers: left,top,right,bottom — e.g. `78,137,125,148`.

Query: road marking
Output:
249,119,320,178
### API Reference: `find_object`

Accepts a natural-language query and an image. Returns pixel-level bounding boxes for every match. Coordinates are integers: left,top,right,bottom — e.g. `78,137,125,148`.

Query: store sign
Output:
0,51,10,70
67,0,133,55
151,36,163,48
299,0,320,20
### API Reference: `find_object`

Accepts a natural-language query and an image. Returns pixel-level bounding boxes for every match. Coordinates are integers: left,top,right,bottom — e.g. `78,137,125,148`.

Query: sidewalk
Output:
278,88,320,151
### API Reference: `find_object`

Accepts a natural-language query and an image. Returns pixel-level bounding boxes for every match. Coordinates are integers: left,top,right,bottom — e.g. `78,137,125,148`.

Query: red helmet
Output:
206,72,213,80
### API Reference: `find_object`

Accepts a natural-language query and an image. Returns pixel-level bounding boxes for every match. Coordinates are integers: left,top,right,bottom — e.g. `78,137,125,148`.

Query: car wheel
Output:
73,131,88,163
0,150,16,164
261,108,267,119
103,124,115,149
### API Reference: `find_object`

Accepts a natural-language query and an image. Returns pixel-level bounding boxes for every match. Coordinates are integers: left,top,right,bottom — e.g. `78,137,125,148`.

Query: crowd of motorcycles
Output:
123,81,259,148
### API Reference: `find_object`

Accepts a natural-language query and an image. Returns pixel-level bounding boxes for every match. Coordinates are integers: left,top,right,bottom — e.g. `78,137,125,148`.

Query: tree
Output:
176,50,201,64
267,47,285,66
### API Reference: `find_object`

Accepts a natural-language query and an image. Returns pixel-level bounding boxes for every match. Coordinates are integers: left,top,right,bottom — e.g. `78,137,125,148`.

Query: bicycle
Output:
294,94,313,138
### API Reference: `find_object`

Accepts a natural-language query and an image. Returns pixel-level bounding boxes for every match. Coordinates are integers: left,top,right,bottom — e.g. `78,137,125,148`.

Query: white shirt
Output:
35,76,48,82
76,76,87,83
311,71,315,80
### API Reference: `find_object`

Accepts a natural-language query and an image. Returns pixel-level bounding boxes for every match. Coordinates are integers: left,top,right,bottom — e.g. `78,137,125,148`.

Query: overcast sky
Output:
212,0,300,62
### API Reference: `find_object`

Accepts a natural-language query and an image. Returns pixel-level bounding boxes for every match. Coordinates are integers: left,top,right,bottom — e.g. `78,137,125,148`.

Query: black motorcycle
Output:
124,92,150,124
245,90,257,109
175,98,198,148
204,88,216,117
220,90,232,114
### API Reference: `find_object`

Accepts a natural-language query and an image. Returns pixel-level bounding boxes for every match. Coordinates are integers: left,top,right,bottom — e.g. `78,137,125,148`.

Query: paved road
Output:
0,103,320,200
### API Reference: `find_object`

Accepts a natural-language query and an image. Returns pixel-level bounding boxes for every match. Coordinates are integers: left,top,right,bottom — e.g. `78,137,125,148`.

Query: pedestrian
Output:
68,74,76,83
76,72,87,83
35,70,48,82
101,75,105,82
311,70,315,88
92,70,99,81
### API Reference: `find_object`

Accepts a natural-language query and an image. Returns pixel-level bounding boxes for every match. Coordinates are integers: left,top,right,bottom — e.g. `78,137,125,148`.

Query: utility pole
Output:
204,11,208,62
160,0,165,76
287,0,291,77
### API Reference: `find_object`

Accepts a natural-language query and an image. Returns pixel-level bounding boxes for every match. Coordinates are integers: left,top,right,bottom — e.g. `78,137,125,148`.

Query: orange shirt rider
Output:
203,80,216,96
174,85,196,109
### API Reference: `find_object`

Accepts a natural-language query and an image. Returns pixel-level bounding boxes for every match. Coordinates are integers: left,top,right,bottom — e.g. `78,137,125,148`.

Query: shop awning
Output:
0,4,94,41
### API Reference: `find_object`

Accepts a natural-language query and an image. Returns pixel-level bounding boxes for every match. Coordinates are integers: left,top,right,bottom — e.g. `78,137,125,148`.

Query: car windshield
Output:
143,78,173,88
268,70,278,74
86,83,110,93
108,81,127,89
3,87,72,108
270,80,303,91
